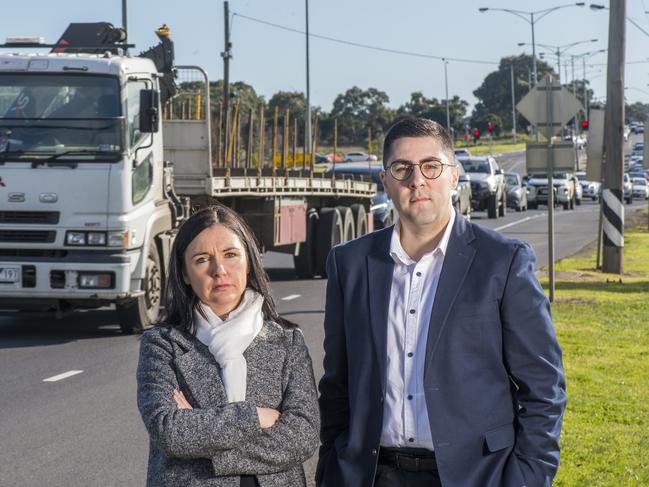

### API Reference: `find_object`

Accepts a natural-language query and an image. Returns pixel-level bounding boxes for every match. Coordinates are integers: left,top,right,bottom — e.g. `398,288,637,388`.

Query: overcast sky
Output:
2,1,649,112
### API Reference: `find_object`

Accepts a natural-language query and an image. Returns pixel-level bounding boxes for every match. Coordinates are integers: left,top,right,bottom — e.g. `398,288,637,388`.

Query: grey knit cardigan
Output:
137,320,320,487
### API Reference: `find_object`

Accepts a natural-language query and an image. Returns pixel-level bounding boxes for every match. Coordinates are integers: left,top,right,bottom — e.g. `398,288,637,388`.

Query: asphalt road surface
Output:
1,148,646,486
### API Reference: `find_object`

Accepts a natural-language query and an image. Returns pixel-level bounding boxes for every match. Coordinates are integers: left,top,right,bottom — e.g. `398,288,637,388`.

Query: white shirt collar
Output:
389,209,456,265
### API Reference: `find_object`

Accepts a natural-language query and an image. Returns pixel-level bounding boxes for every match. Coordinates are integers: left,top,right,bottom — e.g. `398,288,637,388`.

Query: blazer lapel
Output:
424,214,476,380
170,329,228,407
367,227,395,393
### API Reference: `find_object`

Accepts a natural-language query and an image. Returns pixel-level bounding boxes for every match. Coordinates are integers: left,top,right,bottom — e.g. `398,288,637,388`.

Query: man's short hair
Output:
383,117,454,167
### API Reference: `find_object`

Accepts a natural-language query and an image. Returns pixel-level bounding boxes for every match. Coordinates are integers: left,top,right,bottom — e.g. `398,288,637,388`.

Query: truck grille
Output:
0,230,56,243
0,211,60,224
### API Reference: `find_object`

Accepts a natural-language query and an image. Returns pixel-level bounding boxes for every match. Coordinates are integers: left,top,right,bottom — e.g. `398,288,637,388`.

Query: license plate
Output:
0,267,20,283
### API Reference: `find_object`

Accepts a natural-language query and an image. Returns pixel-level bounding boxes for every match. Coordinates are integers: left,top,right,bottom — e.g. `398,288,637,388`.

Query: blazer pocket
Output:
484,423,515,453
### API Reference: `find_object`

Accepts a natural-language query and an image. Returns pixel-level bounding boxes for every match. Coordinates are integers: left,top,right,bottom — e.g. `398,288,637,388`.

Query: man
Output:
316,118,566,487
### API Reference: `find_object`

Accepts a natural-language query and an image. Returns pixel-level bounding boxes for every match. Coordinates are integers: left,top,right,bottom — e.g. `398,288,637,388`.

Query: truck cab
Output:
0,34,171,332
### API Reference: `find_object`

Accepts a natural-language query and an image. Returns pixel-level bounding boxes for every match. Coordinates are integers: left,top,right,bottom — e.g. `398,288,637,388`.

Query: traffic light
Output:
487,121,494,134
581,120,589,130
473,129,480,143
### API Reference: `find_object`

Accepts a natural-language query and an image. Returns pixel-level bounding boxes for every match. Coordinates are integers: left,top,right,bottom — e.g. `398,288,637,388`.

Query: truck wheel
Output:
336,206,355,242
117,242,162,334
315,208,343,278
498,192,506,217
487,194,498,219
294,208,318,279
562,200,570,210
350,204,368,237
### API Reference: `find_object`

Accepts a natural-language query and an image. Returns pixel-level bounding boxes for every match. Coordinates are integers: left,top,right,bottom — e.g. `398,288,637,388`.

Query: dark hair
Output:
159,204,288,334
382,117,454,167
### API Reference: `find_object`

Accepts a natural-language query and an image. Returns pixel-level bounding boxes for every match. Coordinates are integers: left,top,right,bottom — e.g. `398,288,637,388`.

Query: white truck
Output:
0,23,375,333
525,171,577,210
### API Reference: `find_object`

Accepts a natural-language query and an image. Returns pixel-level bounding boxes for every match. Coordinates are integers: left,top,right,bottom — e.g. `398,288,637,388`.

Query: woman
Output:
137,204,320,487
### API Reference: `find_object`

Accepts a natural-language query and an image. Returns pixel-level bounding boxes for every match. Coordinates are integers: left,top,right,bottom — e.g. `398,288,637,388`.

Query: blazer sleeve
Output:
317,247,350,450
500,243,567,487
209,328,320,475
136,328,260,459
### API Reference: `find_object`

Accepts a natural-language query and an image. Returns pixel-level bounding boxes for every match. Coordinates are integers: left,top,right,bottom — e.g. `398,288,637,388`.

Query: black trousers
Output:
240,475,259,487
374,447,441,487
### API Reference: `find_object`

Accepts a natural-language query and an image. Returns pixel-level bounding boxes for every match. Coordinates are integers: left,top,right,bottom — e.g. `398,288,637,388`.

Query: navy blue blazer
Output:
316,211,566,487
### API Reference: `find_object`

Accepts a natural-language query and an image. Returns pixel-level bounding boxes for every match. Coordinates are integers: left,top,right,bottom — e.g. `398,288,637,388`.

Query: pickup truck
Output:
459,155,506,219
526,172,577,210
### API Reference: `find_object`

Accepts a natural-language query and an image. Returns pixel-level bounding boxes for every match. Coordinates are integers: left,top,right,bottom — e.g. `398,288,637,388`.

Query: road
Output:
1,147,646,486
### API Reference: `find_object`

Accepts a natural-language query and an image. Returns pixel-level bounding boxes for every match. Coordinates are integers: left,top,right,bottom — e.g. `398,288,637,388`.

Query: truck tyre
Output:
487,194,498,219
498,191,506,217
117,241,162,334
315,207,343,278
563,200,570,210
350,204,368,237
336,206,355,242
293,208,318,279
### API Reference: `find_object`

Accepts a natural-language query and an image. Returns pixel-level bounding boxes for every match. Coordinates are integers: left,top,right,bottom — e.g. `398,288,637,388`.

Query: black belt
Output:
378,447,437,473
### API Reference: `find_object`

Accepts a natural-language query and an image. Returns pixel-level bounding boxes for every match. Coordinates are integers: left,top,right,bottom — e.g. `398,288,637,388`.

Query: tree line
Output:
173,53,608,148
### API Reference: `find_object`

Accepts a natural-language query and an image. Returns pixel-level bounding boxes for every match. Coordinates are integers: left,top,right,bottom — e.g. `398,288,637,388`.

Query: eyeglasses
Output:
386,160,457,181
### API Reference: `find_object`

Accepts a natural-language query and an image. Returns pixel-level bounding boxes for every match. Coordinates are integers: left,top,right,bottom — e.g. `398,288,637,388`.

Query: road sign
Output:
526,142,576,172
516,75,584,137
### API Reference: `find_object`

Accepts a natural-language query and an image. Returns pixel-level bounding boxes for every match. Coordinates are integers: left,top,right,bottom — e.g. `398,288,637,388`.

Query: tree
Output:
330,86,394,145
625,102,649,123
472,54,556,131
396,92,469,134
266,91,306,123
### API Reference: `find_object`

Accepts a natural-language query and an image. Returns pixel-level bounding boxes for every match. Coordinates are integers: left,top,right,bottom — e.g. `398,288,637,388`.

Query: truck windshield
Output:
462,160,491,173
0,74,123,162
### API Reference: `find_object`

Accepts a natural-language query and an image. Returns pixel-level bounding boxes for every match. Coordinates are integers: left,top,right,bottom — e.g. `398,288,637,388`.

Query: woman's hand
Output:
256,407,281,429
173,389,193,409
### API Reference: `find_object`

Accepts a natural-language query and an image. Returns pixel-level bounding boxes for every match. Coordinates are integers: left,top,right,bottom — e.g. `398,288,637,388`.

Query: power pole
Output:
222,1,232,167
602,0,626,274
122,0,128,34
511,63,517,143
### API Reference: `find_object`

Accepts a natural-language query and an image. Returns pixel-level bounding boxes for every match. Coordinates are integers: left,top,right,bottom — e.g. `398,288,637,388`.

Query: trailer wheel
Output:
294,208,318,279
315,207,343,278
350,204,368,237
117,241,162,334
336,206,355,242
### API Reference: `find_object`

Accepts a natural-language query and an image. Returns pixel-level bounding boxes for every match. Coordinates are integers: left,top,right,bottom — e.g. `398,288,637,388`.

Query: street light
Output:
518,39,597,81
479,3,585,87
591,4,649,38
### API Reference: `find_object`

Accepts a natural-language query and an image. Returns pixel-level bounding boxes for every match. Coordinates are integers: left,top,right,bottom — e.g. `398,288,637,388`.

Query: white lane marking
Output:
281,294,301,301
43,370,84,382
495,213,545,232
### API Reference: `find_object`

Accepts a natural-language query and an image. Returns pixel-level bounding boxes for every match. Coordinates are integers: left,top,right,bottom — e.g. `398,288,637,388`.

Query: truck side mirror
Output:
139,89,160,133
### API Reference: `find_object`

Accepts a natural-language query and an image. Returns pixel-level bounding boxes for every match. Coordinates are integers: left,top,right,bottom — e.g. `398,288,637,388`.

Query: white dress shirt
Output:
380,211,455,450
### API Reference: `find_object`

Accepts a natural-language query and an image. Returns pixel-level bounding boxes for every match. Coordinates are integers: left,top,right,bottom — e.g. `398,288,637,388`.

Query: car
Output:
623,173,633,204
633,142,644,152
461,156,506,218
504,172,528,211
324,163,395,229
576,171,601,201
631,177,648,199
629,170,647,182
314,153,331,164
526,172,577,210
343,151,378,162
452,159,472,219
454,148,471,158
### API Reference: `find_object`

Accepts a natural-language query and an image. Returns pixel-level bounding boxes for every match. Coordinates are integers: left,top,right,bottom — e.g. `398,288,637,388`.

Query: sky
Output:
2,1,649,114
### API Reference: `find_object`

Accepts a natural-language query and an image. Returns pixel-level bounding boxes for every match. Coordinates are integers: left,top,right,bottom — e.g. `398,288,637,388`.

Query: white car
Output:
632,177,649,199
576,171,601,201
343,151,378,162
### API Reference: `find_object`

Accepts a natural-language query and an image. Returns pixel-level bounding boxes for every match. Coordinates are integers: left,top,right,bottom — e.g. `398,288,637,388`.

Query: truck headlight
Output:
108,230,128,247
66,231,86,246
87,232,107,245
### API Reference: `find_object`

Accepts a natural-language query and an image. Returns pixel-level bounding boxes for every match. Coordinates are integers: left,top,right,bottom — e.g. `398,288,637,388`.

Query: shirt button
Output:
416,271,422,277
408,438,414,443
371,449,378,456
407,352,413,357
407,395,413,400
379,396,384,404
409,309,416,314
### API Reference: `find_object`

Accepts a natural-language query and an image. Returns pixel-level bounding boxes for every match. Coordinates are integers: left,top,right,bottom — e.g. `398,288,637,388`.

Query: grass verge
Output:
543,212,649,485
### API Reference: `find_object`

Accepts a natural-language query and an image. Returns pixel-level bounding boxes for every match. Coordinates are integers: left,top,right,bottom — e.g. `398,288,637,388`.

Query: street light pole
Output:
511,62,517,143
305,0,312,160
443,59,451,136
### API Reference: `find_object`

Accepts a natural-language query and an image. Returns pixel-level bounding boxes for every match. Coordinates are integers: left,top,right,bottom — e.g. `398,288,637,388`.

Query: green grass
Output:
455,133,541,156
541,221,649,485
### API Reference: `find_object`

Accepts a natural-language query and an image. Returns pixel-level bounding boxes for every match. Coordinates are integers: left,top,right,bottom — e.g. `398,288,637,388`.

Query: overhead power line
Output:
232,12,499,66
